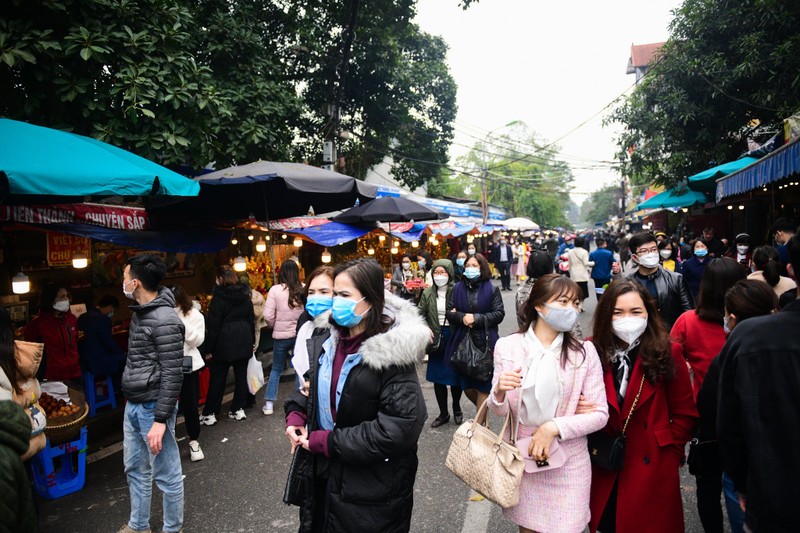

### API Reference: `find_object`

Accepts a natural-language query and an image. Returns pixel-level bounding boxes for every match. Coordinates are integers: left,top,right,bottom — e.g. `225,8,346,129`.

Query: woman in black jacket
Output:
444,252,505,408
200,267,255,425
285,258,428,533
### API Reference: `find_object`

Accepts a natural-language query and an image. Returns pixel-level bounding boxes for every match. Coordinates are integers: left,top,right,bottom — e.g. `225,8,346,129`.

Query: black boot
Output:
453,411,463,425
431,414,450,428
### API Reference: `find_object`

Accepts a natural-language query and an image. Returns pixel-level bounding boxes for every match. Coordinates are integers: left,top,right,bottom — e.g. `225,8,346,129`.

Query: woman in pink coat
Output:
489,274,608,533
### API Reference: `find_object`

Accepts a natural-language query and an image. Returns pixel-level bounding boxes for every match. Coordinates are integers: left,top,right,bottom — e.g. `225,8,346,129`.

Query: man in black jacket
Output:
718,234,800,532
620,232,693,329
119,254,185,533
490,238,514,291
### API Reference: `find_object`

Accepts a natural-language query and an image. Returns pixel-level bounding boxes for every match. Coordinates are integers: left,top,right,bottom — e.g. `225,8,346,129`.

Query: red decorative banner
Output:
46,232,91,267
0,203,149,230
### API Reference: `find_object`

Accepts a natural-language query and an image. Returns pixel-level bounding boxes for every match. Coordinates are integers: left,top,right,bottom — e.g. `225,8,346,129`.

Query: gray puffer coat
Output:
122,287,184,423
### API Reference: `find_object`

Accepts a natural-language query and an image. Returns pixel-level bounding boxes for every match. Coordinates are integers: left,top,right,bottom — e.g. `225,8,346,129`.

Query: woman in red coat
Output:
588,279,697,532
24,284,81,382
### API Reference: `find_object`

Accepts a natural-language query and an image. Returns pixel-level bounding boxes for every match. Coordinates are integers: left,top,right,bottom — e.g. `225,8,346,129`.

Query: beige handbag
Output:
445,397,525,508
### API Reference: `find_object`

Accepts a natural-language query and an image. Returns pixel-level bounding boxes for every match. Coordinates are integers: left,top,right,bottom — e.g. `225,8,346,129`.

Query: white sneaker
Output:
262,401,274,416
228,408,246,421
199,414,217,426
189,440,204,462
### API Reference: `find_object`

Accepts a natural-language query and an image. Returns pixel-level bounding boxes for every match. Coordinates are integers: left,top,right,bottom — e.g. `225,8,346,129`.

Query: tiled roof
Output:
626,42,666,73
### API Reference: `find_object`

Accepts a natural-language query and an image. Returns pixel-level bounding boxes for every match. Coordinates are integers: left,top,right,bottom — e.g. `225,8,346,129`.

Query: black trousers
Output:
433,383,463,418
179,370,200,441
696,473,724,533
576,281,589,300
497,261,511,289
202,358,249,416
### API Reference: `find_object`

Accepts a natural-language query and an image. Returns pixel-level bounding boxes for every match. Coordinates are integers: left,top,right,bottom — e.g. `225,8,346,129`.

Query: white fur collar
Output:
312,292,430,370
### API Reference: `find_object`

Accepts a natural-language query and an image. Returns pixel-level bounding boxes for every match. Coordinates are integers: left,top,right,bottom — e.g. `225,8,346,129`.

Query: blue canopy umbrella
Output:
637,188,708,210
0,118,199,204
687,157,759,193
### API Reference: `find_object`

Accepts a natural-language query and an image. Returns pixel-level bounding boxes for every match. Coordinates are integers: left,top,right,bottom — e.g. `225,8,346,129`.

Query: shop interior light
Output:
681,208,689,213
12,272,30,294
247,233,254,241
282,234,288,240
293,238,303,248
71,252,88,269
321,249,332,263
378,235,386,242
231,236,239,245
233,256,247,272
763,187,768,192
390,247,399,254
411,240,419,248
466,235,475,243
367,247,375,255
393,240,400,248
430,237,439,245
727,205,733,210
255,239,267,253
738,205,745,210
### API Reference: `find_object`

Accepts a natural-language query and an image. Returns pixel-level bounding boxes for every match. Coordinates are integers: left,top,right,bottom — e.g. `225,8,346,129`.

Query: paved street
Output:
38,279,710,533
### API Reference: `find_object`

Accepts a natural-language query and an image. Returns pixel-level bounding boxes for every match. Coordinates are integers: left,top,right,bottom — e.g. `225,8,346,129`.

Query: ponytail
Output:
753,245,782,287
763,258,780,287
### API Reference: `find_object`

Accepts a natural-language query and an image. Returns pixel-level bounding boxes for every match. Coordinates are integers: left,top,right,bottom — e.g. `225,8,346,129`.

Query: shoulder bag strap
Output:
621,375,646,437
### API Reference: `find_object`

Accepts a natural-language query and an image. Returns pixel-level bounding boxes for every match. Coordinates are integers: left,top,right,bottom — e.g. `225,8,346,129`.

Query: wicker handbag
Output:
445,398,524,508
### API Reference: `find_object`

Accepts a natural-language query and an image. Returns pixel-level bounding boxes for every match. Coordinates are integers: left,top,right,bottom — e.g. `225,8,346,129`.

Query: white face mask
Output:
737,245,749,255
122,280,136,300
433,275,449,287
53,300,70,313
401,262,411,270
612,316,648,345
637,252,660,269
467,248,476,255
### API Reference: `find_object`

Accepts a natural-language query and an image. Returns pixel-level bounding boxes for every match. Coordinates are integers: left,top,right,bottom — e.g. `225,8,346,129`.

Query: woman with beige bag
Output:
489,274,608,533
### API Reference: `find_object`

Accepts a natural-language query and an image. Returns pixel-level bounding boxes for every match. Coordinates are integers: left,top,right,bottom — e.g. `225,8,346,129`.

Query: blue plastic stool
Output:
84,371,116,417
30,426,88,500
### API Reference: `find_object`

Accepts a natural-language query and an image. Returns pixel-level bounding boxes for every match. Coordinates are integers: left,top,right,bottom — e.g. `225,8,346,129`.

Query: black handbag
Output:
450,323,492,381
686,438,721,476
588,375,645,471
426,318,447,355
283,447,313,506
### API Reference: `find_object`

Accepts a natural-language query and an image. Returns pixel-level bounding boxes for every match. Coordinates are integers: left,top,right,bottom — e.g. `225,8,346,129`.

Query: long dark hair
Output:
591,279,675,384
752,245,781,287
465,253,492,282
333,258,392,338
170,284,194,315
518,273,585,368
278,259,304,308
725,280,777,322
696,258,746,324
0,307,20,394
526,250,554,279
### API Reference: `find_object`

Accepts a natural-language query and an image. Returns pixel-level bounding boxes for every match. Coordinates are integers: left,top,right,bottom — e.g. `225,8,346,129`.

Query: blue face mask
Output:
305,295,333,318
695,248,708,258
464,267,480,280
456,257,466,267
418,260,426,269
331,296,368,328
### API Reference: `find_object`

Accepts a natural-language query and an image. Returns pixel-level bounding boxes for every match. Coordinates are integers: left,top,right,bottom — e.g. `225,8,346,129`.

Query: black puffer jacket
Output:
122,288,185,423
285,293,429,533
0,401,36,533
204,284,255,363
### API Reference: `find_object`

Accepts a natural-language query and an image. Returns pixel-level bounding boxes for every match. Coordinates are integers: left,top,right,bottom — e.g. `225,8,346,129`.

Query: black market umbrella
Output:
332,196,448,224
150,161,378,226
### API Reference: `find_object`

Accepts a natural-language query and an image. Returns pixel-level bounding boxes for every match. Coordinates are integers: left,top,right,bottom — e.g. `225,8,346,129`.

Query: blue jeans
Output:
265,337,295,402
723,472,745,533
123,401,184,533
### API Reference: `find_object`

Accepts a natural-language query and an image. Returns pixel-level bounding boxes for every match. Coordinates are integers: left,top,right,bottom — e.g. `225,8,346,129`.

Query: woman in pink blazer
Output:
489,274,609,533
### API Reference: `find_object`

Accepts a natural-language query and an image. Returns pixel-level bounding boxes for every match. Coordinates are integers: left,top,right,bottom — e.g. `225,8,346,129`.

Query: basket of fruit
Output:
40,388,88,444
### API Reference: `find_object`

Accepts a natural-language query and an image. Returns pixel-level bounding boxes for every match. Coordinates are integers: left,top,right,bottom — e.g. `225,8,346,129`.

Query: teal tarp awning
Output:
637,188,707,210
687,157,759,193
0,118,199,200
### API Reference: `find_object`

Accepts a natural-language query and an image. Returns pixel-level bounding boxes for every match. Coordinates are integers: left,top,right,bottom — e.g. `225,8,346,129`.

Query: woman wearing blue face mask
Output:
444,253,505,408
683,239,711,302
452,250,468,280
284,258,429,533
291,265,335,389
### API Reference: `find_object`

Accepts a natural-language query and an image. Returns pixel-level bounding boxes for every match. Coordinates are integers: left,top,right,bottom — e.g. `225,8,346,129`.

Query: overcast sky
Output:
413,0,682,205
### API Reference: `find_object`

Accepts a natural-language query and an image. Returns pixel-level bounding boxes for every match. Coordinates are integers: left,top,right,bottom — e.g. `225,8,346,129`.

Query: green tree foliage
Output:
0,0,456,189
580,184,620,226
609,0,800,190
444,127,574,228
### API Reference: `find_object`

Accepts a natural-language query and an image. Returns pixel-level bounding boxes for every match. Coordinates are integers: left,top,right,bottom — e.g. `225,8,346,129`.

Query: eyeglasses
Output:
635,247,659,255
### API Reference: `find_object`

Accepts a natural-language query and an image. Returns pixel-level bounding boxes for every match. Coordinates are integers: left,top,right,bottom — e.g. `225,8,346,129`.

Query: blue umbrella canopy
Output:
687,157,759,192
637,188,708,210
0,118,199,203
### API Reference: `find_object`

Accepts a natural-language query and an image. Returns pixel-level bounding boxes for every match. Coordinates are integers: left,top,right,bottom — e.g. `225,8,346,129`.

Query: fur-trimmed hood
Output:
313,292,431,371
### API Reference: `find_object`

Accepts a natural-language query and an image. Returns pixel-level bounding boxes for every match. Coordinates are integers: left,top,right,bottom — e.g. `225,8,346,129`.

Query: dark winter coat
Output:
682,256,710,302
445,278,504,354
285,293,429,533
589,343,698,533
204,284,255,363
0,401,37,533
625,265,694,329
77,308,126,375
122,288,185,423
718,298,800,532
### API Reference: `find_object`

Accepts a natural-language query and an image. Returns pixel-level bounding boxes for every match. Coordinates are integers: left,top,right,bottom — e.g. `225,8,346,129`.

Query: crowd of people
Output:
4,217,800,533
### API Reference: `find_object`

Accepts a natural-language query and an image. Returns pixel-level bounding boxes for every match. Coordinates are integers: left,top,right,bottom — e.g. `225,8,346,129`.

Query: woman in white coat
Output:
172,284,206,462
567,237,594,304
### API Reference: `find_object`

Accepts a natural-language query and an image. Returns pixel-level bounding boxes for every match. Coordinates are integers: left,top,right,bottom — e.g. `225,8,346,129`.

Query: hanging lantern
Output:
293,238,303,248
466,235,475,243
255,239,267,253
71,252,88,269
411,240,419,248
12,272,30,294
321,249,332,263
378,235,386,242
390,247,399,255
231,236,239,245
367,248,375,255
233,256,247,272
430,236,438,246
247,233,254,241
282,234,288,240
393,240,400,248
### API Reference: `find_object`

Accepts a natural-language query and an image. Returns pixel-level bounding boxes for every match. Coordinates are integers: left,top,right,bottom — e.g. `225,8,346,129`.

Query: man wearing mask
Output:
772,218,797,276
701,227,727,257
119,254,185,533
77,295,126,384
490,237,514,291
621,232,693,329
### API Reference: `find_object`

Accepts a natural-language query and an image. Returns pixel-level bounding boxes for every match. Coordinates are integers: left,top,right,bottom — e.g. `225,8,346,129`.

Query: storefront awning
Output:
716,137,800,201
637,188,707,210
687,157,759,193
